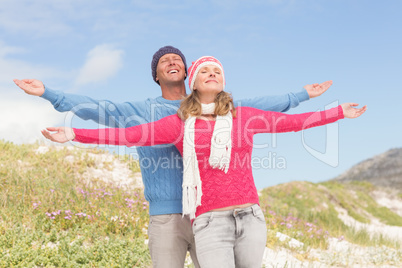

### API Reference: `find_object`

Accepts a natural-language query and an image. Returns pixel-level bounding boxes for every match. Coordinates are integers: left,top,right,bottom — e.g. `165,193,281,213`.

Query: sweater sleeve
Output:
73,114,183,147
41,87,149,127
245,105,344,134
234,89,309,112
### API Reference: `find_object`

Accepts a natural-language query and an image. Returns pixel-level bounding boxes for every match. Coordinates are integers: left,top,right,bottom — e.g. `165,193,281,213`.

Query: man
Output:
14,45,332,268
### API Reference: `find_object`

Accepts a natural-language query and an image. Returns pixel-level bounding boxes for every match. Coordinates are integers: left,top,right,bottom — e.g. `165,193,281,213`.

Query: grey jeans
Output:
148,213,200,268
192,204,267,268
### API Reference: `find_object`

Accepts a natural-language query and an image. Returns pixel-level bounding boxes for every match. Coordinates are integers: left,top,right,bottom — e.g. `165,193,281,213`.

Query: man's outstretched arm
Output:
236,80,333,112
13,79,148,127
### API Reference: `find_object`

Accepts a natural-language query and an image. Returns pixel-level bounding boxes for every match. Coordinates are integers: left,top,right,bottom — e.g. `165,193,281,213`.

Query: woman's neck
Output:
199,114,216,121
199,93,216,104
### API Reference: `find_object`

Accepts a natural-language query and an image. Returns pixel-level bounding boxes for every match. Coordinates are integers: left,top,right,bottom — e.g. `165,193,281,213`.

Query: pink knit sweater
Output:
74,106,344,218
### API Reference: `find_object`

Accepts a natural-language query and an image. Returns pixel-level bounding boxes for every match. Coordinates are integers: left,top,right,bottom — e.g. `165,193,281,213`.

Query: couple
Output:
15,46,366,268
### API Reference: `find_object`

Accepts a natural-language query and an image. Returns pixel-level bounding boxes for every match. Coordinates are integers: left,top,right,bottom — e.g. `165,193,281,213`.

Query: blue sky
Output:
1,0,401,189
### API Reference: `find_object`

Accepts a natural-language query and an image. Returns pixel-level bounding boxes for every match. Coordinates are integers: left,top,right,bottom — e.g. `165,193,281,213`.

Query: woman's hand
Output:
341,103,367,119
41,127,75,143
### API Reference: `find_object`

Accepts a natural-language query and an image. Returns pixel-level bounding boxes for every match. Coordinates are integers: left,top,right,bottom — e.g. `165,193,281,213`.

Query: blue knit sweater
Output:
41,87,309,215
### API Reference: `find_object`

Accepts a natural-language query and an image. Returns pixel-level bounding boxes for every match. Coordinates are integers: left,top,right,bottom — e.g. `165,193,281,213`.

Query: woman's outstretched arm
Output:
42,114,184,147
245,103,367,134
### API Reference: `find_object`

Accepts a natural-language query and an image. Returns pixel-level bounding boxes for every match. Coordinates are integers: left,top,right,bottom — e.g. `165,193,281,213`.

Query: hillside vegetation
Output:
1,140,401,267
258,179,402,267
0,141,150,267
260,180,402,244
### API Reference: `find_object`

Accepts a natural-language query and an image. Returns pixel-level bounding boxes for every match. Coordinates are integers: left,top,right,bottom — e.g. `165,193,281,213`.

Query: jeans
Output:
192,204,267,268
148,214,200,268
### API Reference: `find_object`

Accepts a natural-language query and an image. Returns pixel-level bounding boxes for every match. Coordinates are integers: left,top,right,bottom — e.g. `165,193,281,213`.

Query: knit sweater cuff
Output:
337,105,345,119
297,88,310,102
40,86,59,105
72,128,87,144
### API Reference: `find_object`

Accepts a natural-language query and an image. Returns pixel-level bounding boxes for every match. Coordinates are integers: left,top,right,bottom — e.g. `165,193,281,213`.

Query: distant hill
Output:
333,148,402,190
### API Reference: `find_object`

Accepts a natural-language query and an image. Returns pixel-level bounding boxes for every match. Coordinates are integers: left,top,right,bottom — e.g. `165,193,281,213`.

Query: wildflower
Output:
78,188,86,195
64,216,72,220
52,210,61,216
50,189,55,193
33,202,41,210
125,198,136,208
45,212,55,220
286,223,293,229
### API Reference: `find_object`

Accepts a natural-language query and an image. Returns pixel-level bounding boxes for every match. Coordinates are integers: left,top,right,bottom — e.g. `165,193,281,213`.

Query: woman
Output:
42,56,366,267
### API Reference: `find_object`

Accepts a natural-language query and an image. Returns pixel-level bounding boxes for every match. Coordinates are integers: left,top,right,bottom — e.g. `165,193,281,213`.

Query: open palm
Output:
341,103,367,119
41,127,75,143
13,79,45,96
304,80,333,98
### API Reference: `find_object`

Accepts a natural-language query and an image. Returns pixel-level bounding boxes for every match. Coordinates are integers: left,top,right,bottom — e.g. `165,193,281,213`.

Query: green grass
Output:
259,180,402,251
0,140,151,267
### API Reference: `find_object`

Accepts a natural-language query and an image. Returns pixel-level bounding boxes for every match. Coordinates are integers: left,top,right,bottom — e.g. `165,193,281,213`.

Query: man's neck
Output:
160,83,187,100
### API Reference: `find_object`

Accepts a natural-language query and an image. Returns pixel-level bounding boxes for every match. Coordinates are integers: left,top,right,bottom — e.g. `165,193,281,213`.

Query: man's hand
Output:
304,80,333,98
41,127,75,143
13,79,45,96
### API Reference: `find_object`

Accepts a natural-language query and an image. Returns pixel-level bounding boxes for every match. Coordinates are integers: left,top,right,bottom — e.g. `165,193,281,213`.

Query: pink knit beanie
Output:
188,56,225,91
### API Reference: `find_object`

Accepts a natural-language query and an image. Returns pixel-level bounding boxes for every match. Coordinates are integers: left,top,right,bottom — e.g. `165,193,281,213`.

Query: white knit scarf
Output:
182,103,233,219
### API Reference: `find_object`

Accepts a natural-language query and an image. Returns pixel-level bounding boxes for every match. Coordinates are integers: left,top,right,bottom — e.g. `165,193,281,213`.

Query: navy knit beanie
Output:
151,46,187,84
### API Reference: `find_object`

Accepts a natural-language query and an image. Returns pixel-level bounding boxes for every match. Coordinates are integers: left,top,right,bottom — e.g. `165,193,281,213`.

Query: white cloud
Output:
0,57,65,84
0,41,69,144
75,44,124,85
0,41,67,83
0,0,74,37
0,89,64,144
0,41,25,57
0,0,136,40
129,0,187,10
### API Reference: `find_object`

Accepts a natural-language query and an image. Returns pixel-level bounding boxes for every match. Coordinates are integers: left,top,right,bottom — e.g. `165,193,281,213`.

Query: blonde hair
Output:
178,90,236,120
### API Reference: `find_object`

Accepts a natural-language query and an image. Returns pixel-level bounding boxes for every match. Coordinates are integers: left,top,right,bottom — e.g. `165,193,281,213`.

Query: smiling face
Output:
155,53,186,86
193,65,224,103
